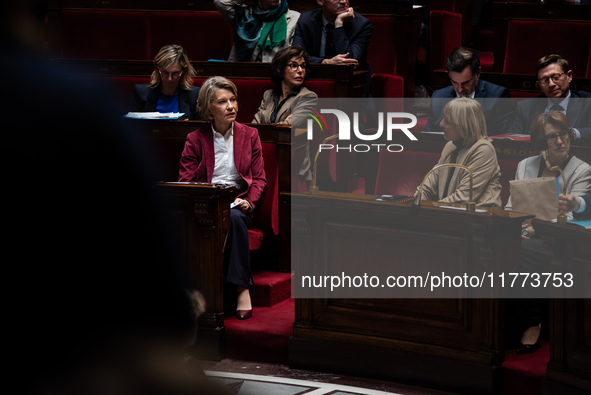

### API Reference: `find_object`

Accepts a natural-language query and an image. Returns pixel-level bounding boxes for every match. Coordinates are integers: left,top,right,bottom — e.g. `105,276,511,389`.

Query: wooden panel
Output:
288,191,533,394
533,220,591,394
156,183,232,360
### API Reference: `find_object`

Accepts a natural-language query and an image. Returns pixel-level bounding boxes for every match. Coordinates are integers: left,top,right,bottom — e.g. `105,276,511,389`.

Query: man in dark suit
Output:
559,193,591,219
292,0,372,96
512,54,591,146
425,47,514,136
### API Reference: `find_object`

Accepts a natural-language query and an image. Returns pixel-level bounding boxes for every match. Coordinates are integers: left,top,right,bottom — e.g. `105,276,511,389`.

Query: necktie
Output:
324,23,334,58
550,104,564,113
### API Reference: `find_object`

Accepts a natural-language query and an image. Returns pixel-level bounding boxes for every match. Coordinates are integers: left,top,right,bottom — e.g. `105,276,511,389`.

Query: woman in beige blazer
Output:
253,45,317,126
416,97,502,207
253,45,318,180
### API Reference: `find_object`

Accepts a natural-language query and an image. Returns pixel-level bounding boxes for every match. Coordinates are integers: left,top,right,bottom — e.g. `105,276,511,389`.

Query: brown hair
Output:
270,45,309,87
535,54,570,77
530,111,574,149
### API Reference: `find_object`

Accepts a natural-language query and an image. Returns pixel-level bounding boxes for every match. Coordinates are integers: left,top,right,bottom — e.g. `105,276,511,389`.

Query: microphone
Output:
540,150,568,225
310,133,339,194
411,163,476,215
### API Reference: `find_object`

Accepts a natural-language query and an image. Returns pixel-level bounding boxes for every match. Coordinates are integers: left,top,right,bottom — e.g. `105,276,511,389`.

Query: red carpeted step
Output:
502,341,549,395
225,297,294,364
252,271,291,307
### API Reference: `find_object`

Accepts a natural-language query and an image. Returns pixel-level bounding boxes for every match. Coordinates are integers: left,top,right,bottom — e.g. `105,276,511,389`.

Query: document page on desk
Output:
124,112,185,119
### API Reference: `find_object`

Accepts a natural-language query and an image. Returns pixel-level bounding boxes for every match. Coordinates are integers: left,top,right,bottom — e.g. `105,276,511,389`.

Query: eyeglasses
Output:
287,62,307,71
545,130,570,144
159,70,183,79
538,73,565,86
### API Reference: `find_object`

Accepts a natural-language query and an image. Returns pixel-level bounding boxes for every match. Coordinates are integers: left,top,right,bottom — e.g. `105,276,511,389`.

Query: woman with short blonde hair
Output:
441,96,488,146
196,76,238,121
416,97,502,207
179,76,267,321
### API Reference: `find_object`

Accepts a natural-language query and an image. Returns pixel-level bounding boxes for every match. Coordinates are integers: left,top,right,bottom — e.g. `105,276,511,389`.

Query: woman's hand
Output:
233,197,250,213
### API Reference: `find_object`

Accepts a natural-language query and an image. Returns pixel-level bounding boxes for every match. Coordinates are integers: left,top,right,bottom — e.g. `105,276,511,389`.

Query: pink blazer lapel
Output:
232,122,245,174
201,128,215,183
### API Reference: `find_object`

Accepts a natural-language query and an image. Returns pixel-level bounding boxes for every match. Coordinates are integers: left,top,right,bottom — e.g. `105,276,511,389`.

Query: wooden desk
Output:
156,183,232,361
287,191,532,394
532,219,591,395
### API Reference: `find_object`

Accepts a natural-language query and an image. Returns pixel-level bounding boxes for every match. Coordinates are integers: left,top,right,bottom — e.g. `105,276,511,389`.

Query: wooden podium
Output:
156,182,232,361
287,191,533,394
533,220,591,395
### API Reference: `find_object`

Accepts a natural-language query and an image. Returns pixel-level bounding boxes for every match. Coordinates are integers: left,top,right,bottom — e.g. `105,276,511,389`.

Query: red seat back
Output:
253,142,279,236
60,11,150,60
371,73,404,102
503,20,591,74
149,12,233,61
365,16,397,75
430,10,462,73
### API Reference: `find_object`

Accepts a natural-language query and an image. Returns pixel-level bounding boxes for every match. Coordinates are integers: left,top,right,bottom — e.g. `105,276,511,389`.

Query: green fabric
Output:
257,9,287,51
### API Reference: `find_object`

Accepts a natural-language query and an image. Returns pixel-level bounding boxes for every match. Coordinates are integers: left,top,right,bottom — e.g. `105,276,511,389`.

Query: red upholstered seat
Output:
430,10,462,74
365,16,397,75
254,142,279,236
374,150,439,197
371,73,404,103
248,141,279,252
60,11,150,60
248,228,264,252
305,81,335,99
192,78,272,123
503,20,591,74
149,12,233,61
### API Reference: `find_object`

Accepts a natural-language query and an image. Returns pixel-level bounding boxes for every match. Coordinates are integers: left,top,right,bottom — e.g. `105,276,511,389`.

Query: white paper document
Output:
440,205,487,213
124,112,185,119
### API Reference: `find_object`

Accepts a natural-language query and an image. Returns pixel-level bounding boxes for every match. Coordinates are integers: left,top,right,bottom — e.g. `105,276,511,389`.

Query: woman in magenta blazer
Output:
179,76,266,320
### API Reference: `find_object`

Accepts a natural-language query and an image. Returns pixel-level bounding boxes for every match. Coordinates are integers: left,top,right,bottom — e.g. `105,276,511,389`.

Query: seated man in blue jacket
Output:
425,47,513,136
292,0,372,96
512,54,591,146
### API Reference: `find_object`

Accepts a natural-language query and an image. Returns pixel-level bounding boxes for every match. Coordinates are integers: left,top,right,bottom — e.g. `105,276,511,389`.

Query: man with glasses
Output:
425,47,514,136
512,54,591,146
292,0,373,96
